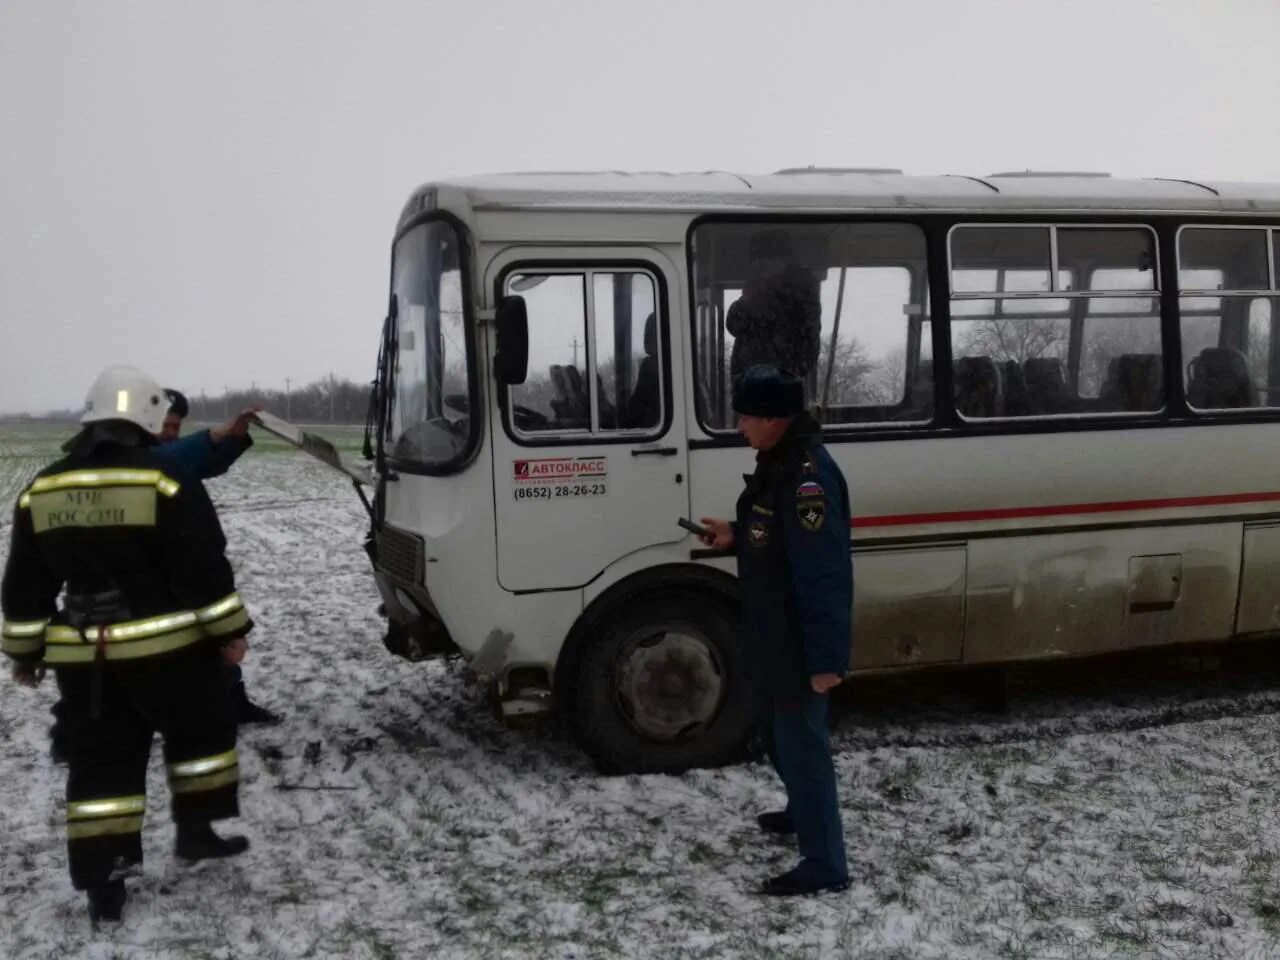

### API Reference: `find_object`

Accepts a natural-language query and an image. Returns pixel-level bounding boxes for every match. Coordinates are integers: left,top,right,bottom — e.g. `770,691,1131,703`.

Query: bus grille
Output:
377,525,425,585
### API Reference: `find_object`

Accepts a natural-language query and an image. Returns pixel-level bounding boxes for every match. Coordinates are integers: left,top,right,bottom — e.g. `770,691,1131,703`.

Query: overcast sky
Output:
2,0,1278,414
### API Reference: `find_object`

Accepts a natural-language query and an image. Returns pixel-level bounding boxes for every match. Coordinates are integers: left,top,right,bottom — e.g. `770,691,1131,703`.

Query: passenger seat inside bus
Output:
1000,360,1029,416
1186,347,1255,409
1099,353,1163,411
550,364,589,426
903,360,933,420
551,363,618,428
1022,358,1075,415
953,356,1002,418
624,313,660,428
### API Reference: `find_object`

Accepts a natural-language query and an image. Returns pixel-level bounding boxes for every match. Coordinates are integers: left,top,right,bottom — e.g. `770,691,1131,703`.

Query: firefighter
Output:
45,391,279,763
2,365,254,924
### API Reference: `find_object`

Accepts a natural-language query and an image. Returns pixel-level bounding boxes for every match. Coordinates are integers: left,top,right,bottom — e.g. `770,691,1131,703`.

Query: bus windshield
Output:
387,219,474,469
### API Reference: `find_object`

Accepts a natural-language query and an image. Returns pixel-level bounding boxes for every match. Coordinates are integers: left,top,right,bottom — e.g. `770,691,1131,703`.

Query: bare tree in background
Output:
816,335,876,406
954,316,1068,365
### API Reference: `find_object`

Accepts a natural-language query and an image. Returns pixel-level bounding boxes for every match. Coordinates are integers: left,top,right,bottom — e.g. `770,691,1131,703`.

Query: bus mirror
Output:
494,295,529,385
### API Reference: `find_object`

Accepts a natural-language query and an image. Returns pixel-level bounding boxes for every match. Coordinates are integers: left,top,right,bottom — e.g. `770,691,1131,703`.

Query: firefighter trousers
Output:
55,644,240,890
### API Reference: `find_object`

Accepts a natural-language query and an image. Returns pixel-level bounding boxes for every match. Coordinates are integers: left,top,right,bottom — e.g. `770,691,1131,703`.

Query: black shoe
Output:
235,682,282,726
239,698,282,726
87,880,126,922
49,730,68,766
175,822,250,863
756,810,796,836
759,865,850,897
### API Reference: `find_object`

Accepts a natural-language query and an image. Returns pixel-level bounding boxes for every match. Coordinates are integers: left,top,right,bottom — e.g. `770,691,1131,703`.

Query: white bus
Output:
363,169,1280,773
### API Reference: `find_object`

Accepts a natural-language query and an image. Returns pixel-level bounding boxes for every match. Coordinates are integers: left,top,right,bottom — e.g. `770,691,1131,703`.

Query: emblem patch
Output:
748,521,770,547
796,499,825,531
796,481,825,499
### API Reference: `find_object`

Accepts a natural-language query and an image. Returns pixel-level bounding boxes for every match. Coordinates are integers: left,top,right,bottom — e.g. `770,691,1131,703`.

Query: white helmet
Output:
80,365,169,436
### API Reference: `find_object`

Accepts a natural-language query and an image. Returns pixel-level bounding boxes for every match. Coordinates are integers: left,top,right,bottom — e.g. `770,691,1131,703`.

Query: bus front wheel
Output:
570,591,753,774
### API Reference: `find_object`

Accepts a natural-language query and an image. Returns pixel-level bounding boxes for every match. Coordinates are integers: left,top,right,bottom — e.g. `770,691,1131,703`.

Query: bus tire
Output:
570,590,753,774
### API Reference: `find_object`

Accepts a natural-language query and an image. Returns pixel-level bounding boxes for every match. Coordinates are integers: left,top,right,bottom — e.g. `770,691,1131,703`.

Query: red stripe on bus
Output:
852,491,1280,529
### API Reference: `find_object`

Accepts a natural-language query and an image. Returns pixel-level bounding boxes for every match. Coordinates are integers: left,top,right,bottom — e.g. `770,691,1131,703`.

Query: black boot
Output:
755,810,796,836
175,821,249,863
760,863,850,897
49,699,68,765
235,682,282,726
49,725,68,765
86,879,126,923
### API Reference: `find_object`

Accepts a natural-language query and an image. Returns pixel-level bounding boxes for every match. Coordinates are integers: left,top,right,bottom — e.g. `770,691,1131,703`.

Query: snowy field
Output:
6,421,1280,959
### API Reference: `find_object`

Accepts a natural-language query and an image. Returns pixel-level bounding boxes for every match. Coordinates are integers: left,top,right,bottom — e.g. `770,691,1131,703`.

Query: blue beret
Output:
732,364,804,417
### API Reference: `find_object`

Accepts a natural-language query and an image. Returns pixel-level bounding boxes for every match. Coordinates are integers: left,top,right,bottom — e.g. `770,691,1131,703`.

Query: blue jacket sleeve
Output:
781,453,853,678
154,431,252,481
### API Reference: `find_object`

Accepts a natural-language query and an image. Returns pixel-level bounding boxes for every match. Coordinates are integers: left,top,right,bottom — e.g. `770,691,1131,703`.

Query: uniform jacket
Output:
734,413,852,703
0,425,251,666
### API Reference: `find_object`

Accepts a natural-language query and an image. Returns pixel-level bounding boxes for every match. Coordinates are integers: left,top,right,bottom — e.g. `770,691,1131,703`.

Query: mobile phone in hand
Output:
678,517,711,538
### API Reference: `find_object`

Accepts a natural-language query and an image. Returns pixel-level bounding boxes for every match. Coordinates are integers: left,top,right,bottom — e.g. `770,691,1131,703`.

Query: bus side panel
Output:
1237,521,1280,635
852,545,966,668
964,523,1242,663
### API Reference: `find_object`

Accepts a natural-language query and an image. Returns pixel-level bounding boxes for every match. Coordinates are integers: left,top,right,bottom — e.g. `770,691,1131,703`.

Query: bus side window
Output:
1177,227,1279,410
505,269,663,438
950,225,1161,419
507,273,590,433
593,272,660,434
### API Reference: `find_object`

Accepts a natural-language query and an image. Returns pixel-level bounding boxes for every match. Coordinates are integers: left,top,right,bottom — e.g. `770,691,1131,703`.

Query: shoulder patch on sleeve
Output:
796,497,825,531
796,480,825,500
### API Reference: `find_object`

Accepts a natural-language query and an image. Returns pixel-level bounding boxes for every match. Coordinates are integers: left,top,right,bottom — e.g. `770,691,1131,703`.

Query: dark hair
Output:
164,388,189,419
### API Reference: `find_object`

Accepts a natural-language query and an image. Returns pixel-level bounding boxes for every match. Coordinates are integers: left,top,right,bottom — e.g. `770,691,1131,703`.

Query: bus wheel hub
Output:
616,626,723,741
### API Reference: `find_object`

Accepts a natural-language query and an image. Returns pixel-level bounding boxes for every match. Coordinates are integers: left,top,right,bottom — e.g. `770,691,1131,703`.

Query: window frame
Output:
685,213,1280,450
494,259,672,448
945,222,1165,421
1175,225,1280,413
687,219,935,435
1175,224,1278,295
947,223,1162,300
383,210,483,477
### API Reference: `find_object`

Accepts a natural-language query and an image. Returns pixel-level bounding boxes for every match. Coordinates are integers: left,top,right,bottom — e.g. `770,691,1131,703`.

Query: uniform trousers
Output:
766,690,848,882
55,645,240,889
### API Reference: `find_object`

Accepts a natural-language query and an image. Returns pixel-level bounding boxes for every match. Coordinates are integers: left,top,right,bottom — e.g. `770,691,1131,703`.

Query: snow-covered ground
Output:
5,431,1280,959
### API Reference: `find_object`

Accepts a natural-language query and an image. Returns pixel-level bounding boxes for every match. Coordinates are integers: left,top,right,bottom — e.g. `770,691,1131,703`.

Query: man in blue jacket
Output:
700,364,852,896
155,390,280,726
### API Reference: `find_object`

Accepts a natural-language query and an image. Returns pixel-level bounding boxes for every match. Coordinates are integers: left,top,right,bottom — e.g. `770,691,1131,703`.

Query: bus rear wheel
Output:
571,591,752,774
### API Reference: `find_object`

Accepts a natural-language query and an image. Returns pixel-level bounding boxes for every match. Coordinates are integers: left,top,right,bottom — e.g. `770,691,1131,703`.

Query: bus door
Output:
489,254,689,592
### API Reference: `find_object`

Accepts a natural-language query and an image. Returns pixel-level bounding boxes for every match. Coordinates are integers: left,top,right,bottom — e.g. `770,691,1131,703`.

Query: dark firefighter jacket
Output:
734,413,853,704
0,424,251,666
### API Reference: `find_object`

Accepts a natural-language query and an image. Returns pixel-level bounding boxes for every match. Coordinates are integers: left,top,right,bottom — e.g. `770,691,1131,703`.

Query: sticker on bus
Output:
512,457,608,501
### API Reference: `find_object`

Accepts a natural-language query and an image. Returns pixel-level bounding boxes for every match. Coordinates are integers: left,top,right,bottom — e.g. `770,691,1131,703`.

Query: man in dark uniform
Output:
2,365,255,923
700,364,852,896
